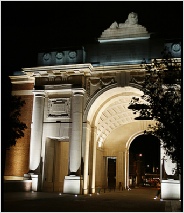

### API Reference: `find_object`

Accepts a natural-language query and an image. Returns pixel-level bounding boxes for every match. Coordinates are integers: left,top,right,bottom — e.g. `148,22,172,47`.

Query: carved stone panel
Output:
86,77,116,97
47,98,70,118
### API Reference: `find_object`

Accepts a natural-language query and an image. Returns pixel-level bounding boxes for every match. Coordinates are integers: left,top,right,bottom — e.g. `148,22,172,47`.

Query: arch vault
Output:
83,86,156,194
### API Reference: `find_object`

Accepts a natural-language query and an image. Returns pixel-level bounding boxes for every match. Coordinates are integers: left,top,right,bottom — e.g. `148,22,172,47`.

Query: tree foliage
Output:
7,95,27,149
129,53,182,173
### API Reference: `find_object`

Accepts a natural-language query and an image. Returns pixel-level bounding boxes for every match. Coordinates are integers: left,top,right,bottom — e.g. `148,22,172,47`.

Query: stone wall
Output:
4,83,34,177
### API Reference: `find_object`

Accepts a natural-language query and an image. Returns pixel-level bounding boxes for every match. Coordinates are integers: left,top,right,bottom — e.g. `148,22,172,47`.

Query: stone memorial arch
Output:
6,12,180,197
9,63,157,194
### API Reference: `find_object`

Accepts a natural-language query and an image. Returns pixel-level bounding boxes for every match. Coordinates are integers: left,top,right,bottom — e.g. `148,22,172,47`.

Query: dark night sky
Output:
1,1,183,75
130,134,160,169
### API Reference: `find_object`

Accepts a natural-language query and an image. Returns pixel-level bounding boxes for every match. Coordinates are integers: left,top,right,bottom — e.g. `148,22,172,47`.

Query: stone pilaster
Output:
63,90,84,194
91,126,97,194
83,122,91,194
29,92,45,172
69,92,84,175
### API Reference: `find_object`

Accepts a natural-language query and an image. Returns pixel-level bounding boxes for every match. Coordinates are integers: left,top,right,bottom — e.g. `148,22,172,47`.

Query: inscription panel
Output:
48,98,70,117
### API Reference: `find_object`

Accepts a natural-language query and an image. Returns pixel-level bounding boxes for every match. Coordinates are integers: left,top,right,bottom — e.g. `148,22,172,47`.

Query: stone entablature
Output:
98,12,150,42
10,63,147,107
22,64,93,77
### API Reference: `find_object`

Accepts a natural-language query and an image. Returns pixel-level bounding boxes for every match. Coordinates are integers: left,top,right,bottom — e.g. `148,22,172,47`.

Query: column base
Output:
83,188,88,195
63,176,83,194
24,173,40,192
161,180,180,199
30,174,38,191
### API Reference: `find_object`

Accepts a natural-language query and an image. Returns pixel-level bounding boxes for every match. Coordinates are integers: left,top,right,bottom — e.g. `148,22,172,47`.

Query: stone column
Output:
83,123,90,194
69,92,84,174
117,152,124,189
91,127,97,194
63,91,84,194
126,149,130,188
123,151,127,189
29,93,45,172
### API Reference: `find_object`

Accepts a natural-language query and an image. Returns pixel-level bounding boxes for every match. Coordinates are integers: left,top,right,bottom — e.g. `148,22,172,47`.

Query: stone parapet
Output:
100,25,149,39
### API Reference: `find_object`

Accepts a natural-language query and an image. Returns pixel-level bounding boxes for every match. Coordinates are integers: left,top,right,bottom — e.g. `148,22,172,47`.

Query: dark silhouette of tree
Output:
7,95,27,149
129,51,182,174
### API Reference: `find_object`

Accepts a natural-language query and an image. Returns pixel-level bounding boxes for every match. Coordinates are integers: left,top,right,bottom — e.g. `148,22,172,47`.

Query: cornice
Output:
9,75,34,84
22,64,93,77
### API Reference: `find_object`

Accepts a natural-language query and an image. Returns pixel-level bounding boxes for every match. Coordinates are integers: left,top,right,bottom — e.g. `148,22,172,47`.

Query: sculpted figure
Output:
99,12,149,40
126,12,138,25
119,12,138,28
110,21,118,29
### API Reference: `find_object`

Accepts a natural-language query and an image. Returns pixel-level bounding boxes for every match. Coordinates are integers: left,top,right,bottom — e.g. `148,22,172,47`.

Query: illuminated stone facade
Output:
6,13,181,195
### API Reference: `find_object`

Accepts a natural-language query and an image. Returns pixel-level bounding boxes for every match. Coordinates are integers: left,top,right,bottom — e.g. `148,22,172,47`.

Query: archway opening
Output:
129,134,160,187
107,157,116,188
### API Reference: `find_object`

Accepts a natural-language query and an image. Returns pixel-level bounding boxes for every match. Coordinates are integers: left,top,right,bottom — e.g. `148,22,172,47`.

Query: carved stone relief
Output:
47,98,71,118
68,51,77,59
129,71,146,85
55,51,64,60
43,52,52,61
86,77,116,97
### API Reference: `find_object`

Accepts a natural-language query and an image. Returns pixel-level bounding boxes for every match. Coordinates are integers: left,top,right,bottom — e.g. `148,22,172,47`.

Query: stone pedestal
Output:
31,174,38,191
161,180,180,200
63,176,83,194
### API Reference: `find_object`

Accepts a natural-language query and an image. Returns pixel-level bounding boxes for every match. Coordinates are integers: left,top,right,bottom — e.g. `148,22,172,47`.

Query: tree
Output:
7,95,27,149
128,53,182,174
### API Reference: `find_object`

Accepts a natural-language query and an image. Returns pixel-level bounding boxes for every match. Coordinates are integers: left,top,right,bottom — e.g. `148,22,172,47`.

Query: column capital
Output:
32,90,45,97
72,89,85,96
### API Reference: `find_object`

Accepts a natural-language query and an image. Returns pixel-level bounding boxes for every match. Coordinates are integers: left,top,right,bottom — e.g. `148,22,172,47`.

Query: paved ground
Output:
2,187,182,212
